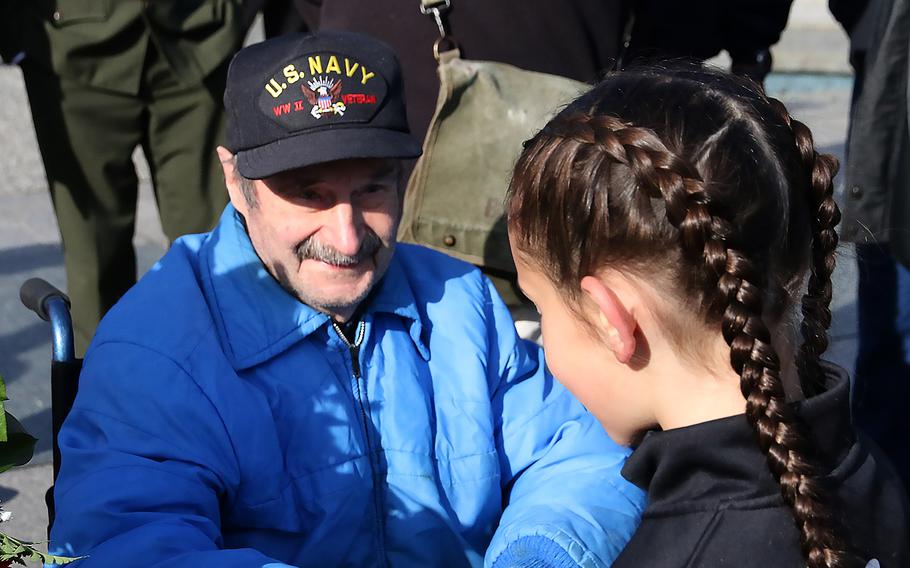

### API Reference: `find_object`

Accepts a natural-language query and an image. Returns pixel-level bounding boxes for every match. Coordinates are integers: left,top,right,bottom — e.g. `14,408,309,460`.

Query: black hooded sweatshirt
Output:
612,364,910,567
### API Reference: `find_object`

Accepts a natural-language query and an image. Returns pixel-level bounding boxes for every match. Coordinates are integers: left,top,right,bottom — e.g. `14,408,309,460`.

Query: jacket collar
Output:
200,205,428,370
621,363,855,507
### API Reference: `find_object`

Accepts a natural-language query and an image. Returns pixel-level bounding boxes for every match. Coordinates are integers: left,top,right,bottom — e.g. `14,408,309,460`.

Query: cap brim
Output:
236,127,423,179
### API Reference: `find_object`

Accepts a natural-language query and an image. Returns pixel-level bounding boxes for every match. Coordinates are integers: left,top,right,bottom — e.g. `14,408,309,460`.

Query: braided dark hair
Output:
766,99,843,396
507,65,854,567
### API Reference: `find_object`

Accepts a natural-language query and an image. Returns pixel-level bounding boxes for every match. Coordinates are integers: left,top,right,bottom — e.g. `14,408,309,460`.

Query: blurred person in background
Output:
622,0,794,85
241,0,309,39
1,0,247,355
830,0,875,88
839,0,910,491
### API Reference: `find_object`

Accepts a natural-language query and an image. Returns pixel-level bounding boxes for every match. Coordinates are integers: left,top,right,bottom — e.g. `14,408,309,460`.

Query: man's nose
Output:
325,202,364,257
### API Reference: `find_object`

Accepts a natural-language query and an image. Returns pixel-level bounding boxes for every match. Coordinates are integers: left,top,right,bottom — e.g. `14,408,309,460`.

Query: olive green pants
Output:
22,44,228,355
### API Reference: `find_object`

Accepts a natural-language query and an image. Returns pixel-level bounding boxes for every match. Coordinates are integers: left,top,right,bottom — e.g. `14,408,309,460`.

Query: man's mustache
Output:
295,232,383,267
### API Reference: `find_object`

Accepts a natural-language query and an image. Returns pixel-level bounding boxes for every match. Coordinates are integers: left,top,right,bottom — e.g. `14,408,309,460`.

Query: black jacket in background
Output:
841,0,910,269
831,0,873,33
624,0,792,67
613,364,910,567
292,0,630,142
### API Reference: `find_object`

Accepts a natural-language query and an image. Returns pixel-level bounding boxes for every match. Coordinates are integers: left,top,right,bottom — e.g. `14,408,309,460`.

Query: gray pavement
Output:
0,1,859,559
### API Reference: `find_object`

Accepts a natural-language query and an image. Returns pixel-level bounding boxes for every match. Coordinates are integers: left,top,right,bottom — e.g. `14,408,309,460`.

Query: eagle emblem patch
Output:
304,76,346,119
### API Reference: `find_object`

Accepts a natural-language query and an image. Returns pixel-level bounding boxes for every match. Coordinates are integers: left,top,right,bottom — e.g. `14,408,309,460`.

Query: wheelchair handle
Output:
20,278,76,363
20,278,70,321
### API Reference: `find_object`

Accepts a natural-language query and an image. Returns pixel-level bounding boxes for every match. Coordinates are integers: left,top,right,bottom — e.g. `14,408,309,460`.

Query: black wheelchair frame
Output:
19,278,82,536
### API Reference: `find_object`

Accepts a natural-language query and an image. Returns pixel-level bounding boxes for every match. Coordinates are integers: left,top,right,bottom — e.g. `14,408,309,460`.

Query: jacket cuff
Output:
491,535,579,568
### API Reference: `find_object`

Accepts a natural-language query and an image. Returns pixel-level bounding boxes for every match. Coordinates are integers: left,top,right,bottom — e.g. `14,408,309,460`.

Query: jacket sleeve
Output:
481,280,645,568
48,341,294,568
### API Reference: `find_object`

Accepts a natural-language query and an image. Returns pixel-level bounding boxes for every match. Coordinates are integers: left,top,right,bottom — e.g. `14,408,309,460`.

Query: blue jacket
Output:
50,206,644,567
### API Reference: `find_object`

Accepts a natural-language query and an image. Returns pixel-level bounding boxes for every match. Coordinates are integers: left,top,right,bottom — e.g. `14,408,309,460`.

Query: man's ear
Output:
216,146,248,215
580,275,637,364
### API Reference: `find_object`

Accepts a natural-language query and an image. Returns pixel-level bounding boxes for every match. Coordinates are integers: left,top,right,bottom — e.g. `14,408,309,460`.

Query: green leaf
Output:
0,414,35,474
39,552,84,564
0,533,83,564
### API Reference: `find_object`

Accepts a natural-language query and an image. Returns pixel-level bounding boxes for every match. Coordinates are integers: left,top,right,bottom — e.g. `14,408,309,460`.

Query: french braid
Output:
768,98,842,396
509,90,855,566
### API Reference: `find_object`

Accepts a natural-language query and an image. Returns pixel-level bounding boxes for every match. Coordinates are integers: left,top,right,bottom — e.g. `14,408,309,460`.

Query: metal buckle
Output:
419,0,451,15
419,0,451,39
432,36,458,62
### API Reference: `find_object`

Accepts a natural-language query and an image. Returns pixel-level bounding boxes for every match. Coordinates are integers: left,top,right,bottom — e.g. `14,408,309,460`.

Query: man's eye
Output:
298,189,322,201
355,184,392,206
363,184,390,195
283,188,325,205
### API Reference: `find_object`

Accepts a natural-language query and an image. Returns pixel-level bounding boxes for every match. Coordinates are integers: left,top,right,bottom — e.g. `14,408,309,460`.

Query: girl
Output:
506,65,910,567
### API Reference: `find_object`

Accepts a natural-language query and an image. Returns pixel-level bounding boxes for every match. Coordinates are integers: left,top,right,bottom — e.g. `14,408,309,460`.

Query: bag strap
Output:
419,0,459,61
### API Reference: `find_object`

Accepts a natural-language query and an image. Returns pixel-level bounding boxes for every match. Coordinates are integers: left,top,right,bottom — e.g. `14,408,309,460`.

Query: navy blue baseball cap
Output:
224,30,422,179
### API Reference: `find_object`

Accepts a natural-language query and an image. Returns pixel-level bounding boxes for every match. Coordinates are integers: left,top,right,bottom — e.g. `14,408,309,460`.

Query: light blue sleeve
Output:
482,280,645,568
47,342,293,568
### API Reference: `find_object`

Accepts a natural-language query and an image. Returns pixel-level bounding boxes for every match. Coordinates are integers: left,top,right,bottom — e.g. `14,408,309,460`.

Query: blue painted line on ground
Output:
766,73,854,96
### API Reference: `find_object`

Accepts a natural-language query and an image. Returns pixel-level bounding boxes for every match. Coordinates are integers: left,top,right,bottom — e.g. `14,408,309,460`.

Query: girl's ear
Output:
580,275,637,364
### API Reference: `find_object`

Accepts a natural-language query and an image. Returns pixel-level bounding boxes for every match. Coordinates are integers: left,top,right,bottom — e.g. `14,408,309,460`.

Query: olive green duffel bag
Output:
398,11,587,279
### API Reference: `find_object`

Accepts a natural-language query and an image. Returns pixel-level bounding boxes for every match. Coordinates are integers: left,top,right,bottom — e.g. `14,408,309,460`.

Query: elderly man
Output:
49,31,643,567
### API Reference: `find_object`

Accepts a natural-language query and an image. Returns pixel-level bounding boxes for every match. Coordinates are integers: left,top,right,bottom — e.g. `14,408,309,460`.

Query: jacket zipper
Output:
332,321,387,566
